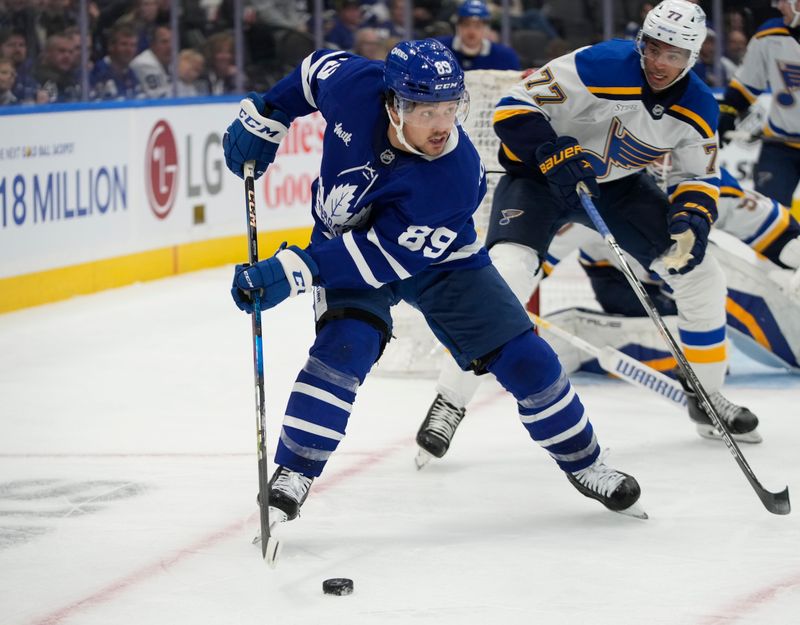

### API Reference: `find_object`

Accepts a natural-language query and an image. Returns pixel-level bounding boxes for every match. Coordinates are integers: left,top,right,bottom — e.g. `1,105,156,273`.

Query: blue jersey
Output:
437,36,521,71
262,50,489,291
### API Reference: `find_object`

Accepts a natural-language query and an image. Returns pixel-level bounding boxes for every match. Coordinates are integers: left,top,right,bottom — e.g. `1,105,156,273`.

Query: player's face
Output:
401,100,459,155
774,0,800,25
640,38,690,91
457,17,486,49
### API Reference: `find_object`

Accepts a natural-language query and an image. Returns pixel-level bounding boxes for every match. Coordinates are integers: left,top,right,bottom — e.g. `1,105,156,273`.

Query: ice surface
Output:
1,267,799,625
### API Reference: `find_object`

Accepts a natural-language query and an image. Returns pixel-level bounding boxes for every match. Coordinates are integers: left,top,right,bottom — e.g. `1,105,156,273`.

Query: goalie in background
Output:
717,0,800,208
222,39,647,523
416,0,761,465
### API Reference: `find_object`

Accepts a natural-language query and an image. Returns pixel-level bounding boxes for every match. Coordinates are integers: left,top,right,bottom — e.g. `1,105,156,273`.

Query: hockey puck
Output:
322,578,354,596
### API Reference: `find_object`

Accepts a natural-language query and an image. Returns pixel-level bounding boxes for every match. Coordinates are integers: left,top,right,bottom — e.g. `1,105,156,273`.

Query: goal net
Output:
373,70,598,378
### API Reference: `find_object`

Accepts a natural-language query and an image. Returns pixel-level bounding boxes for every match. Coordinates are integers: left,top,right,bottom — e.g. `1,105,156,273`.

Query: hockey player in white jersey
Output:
222,39,646,523
416,0,761,465
717,1,800,208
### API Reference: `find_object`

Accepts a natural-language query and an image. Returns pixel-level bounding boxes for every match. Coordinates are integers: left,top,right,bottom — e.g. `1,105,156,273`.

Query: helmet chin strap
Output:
385,101,427,157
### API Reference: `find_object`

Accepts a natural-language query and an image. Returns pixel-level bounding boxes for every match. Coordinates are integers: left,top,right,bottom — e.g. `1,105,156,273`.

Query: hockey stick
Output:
530,312,688,409
243,160,281,564
723,130,798,145
577,184,790,515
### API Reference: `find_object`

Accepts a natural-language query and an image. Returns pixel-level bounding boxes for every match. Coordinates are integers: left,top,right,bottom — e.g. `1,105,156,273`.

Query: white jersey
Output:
727,18,800,146
493,39,720,217
130,49,171,99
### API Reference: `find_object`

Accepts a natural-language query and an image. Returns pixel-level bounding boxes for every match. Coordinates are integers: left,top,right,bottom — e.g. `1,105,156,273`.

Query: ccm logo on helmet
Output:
435,82,460,90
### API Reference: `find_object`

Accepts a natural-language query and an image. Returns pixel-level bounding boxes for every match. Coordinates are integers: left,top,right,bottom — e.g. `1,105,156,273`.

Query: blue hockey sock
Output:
275,319,382,477
487,331,600,472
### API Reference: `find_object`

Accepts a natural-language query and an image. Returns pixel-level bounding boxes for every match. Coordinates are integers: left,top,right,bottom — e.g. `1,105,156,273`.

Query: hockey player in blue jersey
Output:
437,0,521,71
416,0,763,464
718,0,800,208
222,39,646,523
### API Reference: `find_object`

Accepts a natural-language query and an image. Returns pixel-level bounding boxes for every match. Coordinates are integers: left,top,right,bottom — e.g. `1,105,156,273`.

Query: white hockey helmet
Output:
636,0,707,86
772,0,800,29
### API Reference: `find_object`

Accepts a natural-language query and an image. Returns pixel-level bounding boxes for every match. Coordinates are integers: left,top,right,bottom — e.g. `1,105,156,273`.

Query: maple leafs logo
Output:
315,178,371,235
326,183,358,217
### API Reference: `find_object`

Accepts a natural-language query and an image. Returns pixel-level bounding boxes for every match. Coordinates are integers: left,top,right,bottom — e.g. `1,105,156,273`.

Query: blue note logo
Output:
499,209,524,225
776,61,800,106
583,117,670,179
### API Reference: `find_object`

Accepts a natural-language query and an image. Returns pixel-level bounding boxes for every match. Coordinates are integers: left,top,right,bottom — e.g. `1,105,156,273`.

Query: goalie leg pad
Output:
275,319,382,477
488,241,542,304
487,330,600,473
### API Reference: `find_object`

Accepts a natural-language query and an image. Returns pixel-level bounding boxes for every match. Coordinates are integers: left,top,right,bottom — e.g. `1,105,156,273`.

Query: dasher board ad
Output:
0,101,320,279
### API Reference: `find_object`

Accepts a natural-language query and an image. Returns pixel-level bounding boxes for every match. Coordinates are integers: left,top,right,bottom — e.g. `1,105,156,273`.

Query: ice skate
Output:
566,452,647,519
415,393,467,469
265,465,314,524
679,376,762,444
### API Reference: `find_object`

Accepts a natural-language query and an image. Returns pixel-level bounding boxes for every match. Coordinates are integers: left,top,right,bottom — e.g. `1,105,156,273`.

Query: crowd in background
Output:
0,0,785,107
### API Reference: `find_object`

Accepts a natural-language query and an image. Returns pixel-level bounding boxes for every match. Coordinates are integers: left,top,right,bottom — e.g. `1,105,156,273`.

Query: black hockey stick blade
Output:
754,482,790,515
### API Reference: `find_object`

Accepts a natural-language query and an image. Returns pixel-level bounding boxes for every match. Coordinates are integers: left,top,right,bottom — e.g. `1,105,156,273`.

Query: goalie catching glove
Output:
231,244,318,313
223,91,290,179
663,203,712,275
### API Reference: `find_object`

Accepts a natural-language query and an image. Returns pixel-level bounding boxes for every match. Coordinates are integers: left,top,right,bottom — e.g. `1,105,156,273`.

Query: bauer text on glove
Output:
535,136,600,212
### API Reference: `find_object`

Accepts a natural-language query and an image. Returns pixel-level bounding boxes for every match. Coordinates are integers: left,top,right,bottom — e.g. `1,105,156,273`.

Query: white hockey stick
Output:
531,312,687,408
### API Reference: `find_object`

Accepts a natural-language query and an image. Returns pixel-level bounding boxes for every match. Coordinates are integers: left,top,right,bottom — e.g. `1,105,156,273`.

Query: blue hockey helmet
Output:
457,0,491,20
384,39,465,102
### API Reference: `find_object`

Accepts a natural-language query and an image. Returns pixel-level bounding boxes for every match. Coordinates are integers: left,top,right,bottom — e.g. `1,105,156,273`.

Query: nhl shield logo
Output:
380,149,395,164
652,104,664,118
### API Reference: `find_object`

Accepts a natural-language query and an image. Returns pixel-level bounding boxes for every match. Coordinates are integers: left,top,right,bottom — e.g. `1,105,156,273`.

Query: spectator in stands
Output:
38,0,80,42
692,28,734,88
725,29,748,67
437,0,520,70
0,57,19,105
130,24,172,98
353,26,388,60
176,48,206,96
372,0,413,40
118,0,162,55
0,29,41,103
248,0,310,32
623,2,654,39
203,30,238,94
34,31,81,103
0,0,40,61
325,0,364,51
89,23,142,100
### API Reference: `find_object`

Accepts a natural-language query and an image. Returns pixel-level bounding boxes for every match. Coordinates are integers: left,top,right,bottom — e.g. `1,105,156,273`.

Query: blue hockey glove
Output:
663,205,712,275
231,244,319,313
223,92,290,179
535,136,600,212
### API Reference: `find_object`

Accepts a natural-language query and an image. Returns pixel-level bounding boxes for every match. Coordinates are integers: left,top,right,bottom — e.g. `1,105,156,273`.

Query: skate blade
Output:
616,501,648,520
415,448,435,470
695,424,763,444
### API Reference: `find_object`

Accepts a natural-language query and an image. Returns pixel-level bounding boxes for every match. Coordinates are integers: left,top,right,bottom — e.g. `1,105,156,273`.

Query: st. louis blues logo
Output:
498,209,524,225
776,61,800,107
583,117,670,179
